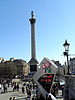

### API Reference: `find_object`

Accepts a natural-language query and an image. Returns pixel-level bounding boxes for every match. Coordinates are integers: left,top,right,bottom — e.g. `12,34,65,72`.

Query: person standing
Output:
16,84,19,92
3,83,6,93
22,86,25,93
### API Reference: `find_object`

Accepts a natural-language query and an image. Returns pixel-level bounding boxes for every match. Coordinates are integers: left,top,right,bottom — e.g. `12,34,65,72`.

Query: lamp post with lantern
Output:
63,40,70,75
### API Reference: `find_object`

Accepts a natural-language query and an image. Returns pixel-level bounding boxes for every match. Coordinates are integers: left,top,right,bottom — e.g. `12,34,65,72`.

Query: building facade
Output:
69,58,75,73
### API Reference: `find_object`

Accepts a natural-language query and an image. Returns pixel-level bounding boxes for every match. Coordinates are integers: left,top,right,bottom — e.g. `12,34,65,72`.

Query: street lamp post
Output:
63,40,70,75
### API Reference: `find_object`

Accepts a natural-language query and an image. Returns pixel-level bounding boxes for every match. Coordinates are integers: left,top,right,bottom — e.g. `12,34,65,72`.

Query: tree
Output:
0,61,17,78
6,61,17,77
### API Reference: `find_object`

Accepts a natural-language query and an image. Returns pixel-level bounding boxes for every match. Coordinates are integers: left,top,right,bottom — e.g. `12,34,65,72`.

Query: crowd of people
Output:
0,78,64,100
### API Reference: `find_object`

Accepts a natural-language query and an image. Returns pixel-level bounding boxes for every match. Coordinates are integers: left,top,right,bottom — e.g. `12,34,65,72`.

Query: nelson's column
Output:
28,11,38,76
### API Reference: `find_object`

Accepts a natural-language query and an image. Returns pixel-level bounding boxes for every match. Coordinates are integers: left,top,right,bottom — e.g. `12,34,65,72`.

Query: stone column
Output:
29,11,36,59
28,11,38,74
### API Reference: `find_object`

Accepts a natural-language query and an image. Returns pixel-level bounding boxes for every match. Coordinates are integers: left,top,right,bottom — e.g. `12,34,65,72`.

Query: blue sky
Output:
0,0,75,65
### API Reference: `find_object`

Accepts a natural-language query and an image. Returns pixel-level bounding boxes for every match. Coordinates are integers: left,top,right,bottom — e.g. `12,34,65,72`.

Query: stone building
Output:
69,58,75,73
13,59,30,76
54,61,63,76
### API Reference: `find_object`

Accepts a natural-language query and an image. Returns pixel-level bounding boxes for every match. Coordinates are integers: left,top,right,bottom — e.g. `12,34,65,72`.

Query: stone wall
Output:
64,75,75,100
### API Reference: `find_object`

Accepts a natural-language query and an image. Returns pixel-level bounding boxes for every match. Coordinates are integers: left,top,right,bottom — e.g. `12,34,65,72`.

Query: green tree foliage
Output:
0,61,17,78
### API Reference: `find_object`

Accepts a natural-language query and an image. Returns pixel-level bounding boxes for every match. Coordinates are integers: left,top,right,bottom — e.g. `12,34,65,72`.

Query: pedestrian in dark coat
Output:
16,84,19,91
22,86,25,93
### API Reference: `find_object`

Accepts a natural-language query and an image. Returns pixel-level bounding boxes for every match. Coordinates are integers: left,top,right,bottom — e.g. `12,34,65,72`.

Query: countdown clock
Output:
33,57,58,99
38,74,54,92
